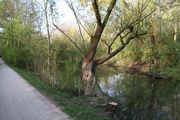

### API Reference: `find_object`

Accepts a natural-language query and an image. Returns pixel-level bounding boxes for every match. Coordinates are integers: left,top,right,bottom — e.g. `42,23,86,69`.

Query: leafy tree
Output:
53,0,156,96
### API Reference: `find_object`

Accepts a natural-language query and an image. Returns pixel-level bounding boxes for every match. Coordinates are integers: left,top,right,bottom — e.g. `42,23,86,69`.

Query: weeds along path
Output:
0,62,71,120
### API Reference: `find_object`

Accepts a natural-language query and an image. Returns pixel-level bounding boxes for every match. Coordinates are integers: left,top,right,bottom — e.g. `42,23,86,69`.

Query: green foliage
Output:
51,39,81,91
57,59,80,90
121,40,143,61
0,0,179,119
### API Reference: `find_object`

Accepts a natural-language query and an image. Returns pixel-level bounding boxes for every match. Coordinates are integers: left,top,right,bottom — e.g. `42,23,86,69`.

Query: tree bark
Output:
81,60,102,96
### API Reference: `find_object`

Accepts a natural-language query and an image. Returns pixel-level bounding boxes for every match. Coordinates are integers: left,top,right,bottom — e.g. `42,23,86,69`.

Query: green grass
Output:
13,67,112,120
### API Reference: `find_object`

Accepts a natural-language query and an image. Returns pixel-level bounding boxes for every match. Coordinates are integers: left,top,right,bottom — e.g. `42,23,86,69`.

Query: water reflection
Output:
98,70,180,120
99,74,122,97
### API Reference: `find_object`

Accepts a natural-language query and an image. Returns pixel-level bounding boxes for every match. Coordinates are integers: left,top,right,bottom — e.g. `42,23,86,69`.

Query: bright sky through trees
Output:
54,0,76,25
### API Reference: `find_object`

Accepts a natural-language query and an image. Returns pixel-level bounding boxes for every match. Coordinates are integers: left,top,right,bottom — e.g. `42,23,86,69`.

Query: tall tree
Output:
81,0,156,96
52,0,157,96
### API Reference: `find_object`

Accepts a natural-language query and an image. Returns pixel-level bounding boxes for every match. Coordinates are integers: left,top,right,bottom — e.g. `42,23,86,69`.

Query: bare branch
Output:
34,0,45,10
120,35,124,45
66,1,92,37
95,32,147,66
92,0,102,26
76,13,93,36
107,5,156,49
101,39,111,54
79,20,92,37
53,23,84,56
102,0,117,26
67,2,86,50
109,27,127,47
101,39,109,47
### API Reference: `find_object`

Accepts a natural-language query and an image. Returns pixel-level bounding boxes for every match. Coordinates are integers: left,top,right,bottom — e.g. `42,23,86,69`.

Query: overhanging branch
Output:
95,32,147,66
53,23,84,56
105,6,156,56
76,13,93,36
67,2,87,50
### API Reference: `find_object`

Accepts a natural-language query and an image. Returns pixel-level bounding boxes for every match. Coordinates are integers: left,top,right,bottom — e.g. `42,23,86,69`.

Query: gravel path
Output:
0,62,70,120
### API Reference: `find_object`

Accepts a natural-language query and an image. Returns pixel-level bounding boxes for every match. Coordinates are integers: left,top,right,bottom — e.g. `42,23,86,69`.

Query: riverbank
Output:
13,67,112,120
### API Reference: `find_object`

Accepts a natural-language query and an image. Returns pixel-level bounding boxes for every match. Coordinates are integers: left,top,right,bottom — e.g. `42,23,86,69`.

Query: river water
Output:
97,67,180,120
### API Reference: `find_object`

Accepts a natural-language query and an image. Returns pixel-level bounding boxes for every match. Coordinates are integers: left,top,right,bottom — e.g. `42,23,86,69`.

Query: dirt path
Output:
0,62,71,120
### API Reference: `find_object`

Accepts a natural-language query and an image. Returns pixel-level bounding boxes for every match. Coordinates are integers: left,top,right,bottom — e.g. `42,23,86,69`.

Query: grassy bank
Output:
13,67,111,120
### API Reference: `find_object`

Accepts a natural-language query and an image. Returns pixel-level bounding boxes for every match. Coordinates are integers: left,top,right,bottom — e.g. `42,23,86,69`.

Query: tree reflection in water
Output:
99,72,179,120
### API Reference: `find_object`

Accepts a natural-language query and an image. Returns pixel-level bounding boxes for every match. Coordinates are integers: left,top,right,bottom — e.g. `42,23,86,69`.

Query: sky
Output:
54,0,76,25
37,0,76,25
36,0,77,35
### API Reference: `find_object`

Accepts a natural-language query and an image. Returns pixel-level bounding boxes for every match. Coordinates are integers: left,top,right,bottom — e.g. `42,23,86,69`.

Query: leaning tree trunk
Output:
81,60,103,96
80,26,104,97
79,0,117,96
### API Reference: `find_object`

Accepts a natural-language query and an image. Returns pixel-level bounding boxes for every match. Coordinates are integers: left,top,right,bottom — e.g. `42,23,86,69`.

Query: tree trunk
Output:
79,0,117,96
80,26,104,97
81,60,102,96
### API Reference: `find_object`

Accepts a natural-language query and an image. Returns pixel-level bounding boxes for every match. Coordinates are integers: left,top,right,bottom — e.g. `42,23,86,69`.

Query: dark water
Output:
98,68,180,120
